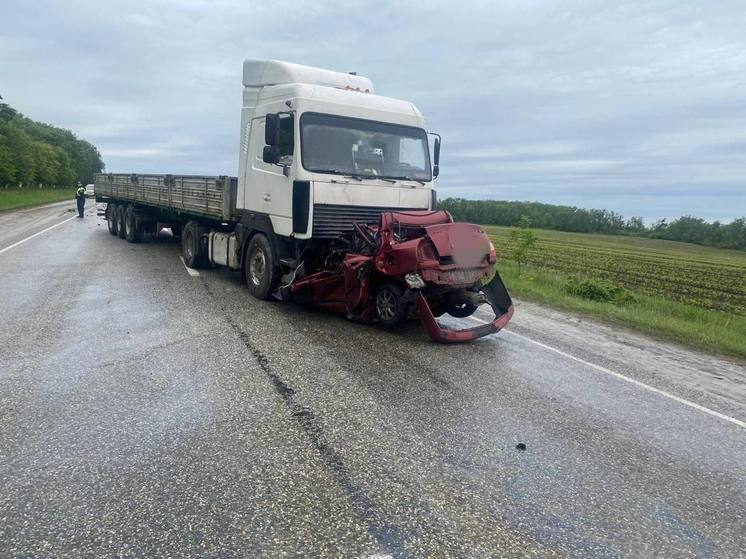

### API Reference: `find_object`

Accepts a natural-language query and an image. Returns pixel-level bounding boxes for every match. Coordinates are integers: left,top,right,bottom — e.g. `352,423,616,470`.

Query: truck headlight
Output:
405,273,426,289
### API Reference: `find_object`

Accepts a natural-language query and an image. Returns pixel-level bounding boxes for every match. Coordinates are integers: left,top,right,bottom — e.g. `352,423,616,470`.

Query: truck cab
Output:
237,60,438,246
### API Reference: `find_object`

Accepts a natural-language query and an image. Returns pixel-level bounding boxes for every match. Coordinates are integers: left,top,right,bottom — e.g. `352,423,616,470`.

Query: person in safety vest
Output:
75,182,86,218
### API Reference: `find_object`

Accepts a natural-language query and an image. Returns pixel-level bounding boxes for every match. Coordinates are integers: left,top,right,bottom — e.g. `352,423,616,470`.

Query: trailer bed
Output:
94,173,237,221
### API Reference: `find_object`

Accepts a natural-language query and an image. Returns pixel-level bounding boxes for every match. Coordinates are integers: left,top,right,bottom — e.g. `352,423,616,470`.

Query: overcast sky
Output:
2,0,745,221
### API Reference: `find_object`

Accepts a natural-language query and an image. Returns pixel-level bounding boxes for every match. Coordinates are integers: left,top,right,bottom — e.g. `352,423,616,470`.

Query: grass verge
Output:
0,188,77,211
499,260,746,360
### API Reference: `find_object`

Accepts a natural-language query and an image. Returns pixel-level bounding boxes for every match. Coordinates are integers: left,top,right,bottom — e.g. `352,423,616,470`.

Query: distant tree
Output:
625,216,646,233
0,123,18,184
0,101,104,187
439,198,745,252
2,125,36,184
507,215,538,276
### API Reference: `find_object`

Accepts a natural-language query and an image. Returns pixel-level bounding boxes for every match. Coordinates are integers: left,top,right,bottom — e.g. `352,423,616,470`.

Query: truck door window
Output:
278,115,294,157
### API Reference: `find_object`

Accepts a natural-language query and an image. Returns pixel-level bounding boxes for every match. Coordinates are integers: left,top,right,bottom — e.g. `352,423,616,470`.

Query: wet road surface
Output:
1,202,744,558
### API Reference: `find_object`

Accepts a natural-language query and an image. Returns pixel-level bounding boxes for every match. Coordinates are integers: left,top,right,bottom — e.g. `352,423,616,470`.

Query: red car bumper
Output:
417,294,514,343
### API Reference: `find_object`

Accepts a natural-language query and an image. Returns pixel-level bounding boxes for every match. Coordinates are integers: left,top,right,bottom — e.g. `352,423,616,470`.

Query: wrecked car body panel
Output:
286,210,513,342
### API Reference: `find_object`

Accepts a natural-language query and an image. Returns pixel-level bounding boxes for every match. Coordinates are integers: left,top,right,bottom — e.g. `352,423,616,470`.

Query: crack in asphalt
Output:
200,280,411,558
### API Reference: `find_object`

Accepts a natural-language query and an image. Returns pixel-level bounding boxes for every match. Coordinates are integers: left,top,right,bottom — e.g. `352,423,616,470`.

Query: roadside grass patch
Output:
486,225,746,316
0,187,77,211
565,278,638,305
497,260,746,359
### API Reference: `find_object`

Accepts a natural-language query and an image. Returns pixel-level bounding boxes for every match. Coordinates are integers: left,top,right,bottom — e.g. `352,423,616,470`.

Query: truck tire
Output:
182,221,208,268
375,283,409,328
106,204,118,236
116,205,127,239
245,233,278,300
124,205,144,243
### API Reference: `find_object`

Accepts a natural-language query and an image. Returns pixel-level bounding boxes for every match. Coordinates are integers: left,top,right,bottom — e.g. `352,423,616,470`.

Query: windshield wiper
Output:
359,174,396,183
312,168,347,176
343,173,396,183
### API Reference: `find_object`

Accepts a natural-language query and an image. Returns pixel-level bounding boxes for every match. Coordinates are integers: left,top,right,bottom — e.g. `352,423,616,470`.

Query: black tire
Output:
106,204,118,236
375,283,409,328
124,205,143,243
182,221,208,268
245,234,278,300
447,302,478,318
116,205,127,239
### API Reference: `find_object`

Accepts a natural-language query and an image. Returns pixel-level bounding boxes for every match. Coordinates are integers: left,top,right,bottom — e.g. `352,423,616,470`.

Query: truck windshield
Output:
300,112,432,181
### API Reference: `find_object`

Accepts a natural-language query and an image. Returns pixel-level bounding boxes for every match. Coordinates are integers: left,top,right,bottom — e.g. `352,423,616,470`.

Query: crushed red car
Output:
282,210,514,342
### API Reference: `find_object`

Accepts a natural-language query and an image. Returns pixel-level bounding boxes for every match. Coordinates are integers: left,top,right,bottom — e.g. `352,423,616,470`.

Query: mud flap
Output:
418,271,514,343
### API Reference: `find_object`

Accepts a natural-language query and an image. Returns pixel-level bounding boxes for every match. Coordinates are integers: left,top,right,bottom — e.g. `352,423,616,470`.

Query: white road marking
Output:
469,315,746,429
0,215,78,255
179,256,200,277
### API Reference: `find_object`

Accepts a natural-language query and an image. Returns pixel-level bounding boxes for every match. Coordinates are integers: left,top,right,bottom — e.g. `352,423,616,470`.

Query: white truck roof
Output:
242,59,374,93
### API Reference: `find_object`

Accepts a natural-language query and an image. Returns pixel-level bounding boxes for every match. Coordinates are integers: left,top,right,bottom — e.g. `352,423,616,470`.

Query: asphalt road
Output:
1,201,744,558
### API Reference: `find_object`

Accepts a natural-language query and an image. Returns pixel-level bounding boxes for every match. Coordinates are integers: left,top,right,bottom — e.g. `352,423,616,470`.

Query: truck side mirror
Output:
265,113,279,146
433,136,441,178
263,145,279,164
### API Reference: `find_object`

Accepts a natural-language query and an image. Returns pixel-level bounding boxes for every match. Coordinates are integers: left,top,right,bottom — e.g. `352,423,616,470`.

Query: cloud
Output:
1,0,744,220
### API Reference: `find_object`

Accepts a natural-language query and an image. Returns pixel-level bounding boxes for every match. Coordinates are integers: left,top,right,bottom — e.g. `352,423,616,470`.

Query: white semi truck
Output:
96,59,439,300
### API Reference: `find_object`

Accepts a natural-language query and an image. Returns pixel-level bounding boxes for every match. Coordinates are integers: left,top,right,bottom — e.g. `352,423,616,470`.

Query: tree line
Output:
440,198,746,251
0,101,104,187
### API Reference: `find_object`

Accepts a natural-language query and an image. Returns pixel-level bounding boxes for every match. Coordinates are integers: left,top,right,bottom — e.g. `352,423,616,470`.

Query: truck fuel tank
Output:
208,231,240,270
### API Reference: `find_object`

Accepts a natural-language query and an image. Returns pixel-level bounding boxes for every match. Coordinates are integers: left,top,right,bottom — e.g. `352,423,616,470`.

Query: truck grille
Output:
312,204,419,238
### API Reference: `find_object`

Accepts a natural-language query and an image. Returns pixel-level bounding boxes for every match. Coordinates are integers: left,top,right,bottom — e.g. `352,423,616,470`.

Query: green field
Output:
0,188,77,211
486,226,746,358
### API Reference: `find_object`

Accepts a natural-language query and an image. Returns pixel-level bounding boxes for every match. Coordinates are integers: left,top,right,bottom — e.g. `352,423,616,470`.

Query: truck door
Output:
246,116,293,236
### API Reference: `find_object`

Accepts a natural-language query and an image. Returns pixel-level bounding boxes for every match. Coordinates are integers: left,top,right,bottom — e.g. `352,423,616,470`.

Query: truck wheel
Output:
125,205,143,243
245,234,278,300
116,205,127,239
182,221,208,268
375,283,408,328
106,204,118,236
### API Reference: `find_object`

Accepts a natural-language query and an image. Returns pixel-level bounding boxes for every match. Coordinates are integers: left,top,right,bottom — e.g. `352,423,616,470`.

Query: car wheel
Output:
375,283,409,328
447,302,478,318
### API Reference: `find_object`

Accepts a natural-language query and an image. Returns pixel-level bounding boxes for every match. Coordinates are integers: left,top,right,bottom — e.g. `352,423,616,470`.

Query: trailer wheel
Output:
182,221,208,268
116,205,127,239
375,283,409,328
245,234,278,300
106,204,118,236
124,205,143,243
